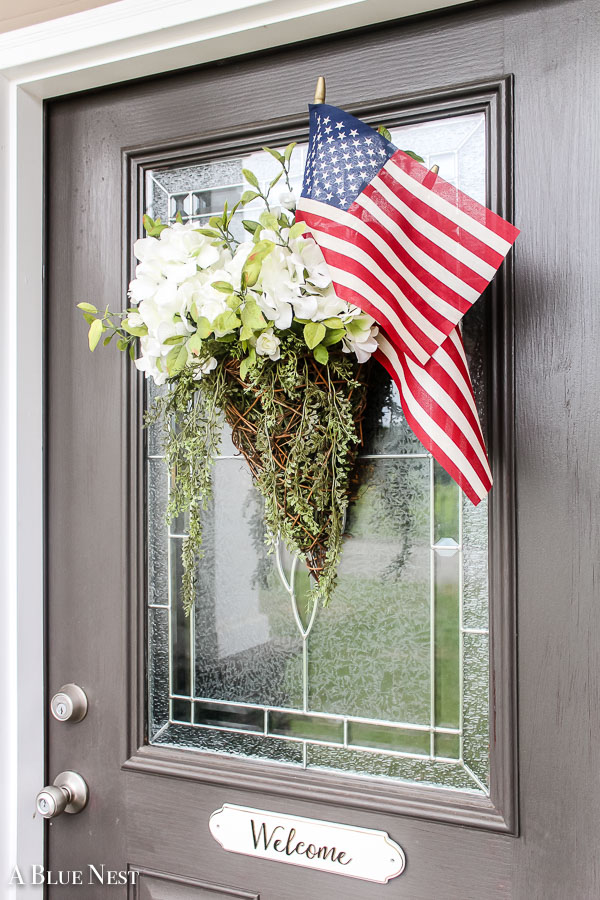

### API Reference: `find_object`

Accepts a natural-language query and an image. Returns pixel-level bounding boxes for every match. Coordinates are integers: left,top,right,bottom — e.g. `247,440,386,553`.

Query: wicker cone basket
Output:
221,352,369,580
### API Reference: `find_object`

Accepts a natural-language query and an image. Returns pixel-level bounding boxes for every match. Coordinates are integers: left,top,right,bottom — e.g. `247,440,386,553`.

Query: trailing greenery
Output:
147,330,365,615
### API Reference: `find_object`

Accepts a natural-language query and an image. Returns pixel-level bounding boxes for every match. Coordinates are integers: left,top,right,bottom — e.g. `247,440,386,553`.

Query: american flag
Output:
295,103,519,505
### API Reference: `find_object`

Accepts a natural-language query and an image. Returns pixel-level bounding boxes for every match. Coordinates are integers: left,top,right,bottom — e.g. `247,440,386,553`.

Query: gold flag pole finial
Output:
314,76,326,104
430,164,439,175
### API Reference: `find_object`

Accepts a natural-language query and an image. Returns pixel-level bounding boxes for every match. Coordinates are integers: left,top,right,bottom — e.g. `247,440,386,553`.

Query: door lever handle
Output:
36,771,89,819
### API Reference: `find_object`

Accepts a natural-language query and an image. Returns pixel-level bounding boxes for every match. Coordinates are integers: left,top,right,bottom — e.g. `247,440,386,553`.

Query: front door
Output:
45,1,600,897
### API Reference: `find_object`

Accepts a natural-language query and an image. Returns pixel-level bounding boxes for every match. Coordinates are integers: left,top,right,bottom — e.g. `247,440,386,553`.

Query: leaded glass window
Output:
146,112,490,794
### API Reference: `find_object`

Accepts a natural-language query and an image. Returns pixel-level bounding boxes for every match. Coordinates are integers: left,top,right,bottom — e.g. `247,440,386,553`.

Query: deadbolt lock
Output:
36,771,89,819
50,683,88,723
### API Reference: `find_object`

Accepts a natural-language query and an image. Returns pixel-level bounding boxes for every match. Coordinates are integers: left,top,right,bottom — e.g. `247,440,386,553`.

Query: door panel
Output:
46,1,600,897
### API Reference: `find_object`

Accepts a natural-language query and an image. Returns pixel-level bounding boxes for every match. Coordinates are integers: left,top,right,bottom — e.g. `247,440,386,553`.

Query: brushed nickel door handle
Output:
36,771,89,819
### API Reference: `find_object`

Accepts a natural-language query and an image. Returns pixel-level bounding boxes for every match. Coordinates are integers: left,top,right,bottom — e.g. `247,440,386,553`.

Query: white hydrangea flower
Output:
192,356,218,380
341,316,380,363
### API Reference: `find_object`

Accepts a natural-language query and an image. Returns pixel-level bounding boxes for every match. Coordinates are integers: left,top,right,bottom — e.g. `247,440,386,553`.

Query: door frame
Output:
0,0,482,883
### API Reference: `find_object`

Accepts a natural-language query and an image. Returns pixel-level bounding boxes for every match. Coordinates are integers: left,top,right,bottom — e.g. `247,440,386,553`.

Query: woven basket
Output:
221,353,369,580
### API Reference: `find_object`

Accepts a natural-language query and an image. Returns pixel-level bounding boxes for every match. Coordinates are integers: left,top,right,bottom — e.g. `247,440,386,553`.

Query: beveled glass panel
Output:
145,111,491,794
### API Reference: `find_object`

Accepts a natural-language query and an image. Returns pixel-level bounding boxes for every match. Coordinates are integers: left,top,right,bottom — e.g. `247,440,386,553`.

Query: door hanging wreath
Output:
80,78,519,614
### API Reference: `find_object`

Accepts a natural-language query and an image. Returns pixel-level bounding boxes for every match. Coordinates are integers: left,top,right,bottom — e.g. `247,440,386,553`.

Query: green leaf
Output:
313,343,329,365
82,312,95,325
346,317,370,338
226,294,241,310
117,337,127,351
322,328,346,346
103,333,114,346
175,210,184,224
242,220,261,234
259,210,279,231
269,171,283,189
240,323,254,341
214,310,241,333
322,317,343,329
241,298,266,331
208,215,222,229
242,168,259,188
377,125,392,141
262,146,284,163
189,302,199,323
77,302,98,314
288,221,307,239
284,141,297,162
242,239,275,287
122,320,148,337
194,227,221,238
88,318,103,352
239,355,254,381
166,343,188,376
143,214,167,237
195,316,212,339
403,149,425,163
241,191,260,205
162,334,185,345
303,321,326,349
187,332,202,356
211,281,234,293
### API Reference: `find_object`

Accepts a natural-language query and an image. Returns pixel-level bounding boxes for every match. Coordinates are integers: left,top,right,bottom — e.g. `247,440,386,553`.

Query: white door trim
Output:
0,0,471,892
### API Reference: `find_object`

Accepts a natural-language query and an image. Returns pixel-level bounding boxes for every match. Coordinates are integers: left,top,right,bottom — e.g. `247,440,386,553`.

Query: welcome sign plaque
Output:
209,804,406,883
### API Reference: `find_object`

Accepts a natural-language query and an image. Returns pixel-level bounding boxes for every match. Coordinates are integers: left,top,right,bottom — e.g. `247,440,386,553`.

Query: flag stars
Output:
350,129,358,137
335,122,344,129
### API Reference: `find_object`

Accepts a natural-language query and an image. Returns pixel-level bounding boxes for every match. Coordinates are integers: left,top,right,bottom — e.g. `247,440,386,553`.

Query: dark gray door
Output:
45,1,600,897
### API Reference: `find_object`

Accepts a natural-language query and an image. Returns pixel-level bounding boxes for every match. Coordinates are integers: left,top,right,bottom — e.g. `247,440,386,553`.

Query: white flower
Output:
225,242,254,291
279,190,297,210
255,328,281,361
289,236,331,289
342,316,380,363
193,356,218,380
290,294,318,319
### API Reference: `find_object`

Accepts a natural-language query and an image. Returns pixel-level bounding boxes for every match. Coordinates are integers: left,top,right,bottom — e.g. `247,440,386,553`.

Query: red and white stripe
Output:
296,148,519,505
376,331,492,505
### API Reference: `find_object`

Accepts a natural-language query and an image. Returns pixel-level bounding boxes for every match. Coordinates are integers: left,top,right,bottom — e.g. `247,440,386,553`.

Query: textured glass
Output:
193,459,304,709
154,723,304,764
306,745,478,792
145,112,490,793
147,459,168,607
306,457,430,723
463,494,489,630
463,633,490,787
148,607,169,734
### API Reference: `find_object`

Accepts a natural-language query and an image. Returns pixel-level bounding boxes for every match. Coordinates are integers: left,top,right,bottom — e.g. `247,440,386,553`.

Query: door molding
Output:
123,76,518,835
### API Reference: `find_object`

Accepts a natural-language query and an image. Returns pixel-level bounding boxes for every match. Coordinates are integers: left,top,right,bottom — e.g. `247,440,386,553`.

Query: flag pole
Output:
314,76,326,104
